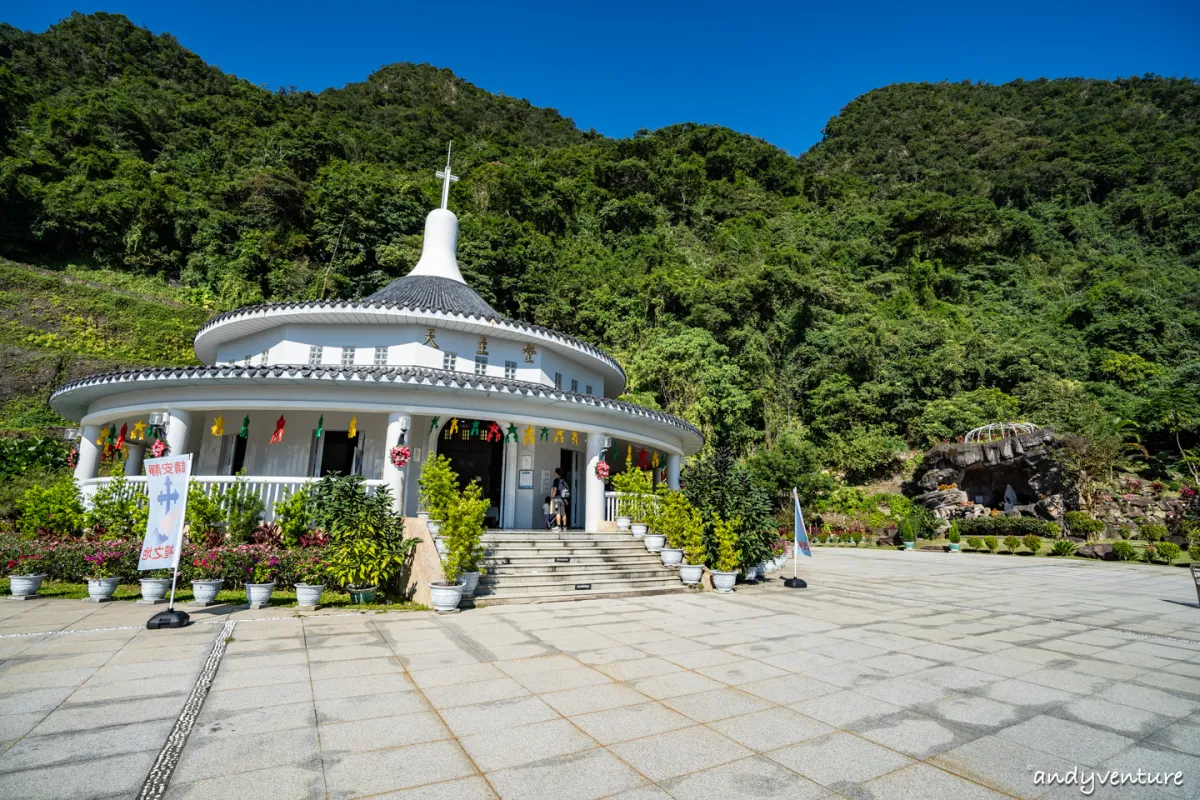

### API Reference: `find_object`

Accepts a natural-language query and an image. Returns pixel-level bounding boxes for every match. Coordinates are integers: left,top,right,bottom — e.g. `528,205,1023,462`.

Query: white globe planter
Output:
430,582,465,613
643,534,665,553
139,578,171,603
427,520,443,536
9,574,46,597
631,522,648,538
191,579,223,604
660,548,683,568
615,516,632,532
461,571,480,596
711,571,737,593
295,584,324,607
86,577,120,602
679,564,704,585
245,582,275,607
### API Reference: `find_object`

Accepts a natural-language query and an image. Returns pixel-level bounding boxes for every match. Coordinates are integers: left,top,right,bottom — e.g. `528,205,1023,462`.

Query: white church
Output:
51,156,704,533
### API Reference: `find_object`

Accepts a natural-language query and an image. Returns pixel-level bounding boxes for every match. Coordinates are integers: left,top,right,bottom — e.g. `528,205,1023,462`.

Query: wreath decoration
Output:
594,459,610,480
389,445,411,469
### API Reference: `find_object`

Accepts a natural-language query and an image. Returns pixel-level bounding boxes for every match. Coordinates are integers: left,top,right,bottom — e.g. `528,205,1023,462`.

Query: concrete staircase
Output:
473,529,686,605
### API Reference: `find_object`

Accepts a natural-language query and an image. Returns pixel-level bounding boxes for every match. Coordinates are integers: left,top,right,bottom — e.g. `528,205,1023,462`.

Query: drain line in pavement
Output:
137,618,238,800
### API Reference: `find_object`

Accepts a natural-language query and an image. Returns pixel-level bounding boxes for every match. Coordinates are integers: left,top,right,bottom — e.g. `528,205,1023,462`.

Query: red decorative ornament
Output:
486,422,502,442
389,445,411,469
270,415,286,444
594,460,610,480
68,449,78,469
637,448,650,470
115,423,128,451
151,439,167,457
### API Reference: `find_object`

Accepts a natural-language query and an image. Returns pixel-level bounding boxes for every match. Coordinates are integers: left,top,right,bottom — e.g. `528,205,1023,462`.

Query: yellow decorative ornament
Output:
211,415,225,436
553,429,565,443
97,426,111,446
523,425,535,445
570,431,579,446
651,451,660,468
448,418,459,435
627,444,633,463
131,420,147,441
348,416,358,439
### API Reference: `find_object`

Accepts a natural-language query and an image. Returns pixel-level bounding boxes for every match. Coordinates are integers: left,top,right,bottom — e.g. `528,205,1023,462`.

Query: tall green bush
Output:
86,472,148,539
316,475,414,590
712,514,741,573
17,475,84,538
442,482,489,583
418,455,459,520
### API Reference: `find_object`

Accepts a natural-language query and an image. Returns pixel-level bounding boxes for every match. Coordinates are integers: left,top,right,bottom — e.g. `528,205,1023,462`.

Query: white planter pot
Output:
9,574,46,597
435,536,447,556
295,583,324,607
430,582,465,613
631,522,648,537
86,577,120,601
427,519,443,536
245,582,275,606
644,534,665,553
417,511,430,521
711,571,737,593
660,548,683,568
461,571,480,596
949,543,961,552
903,541,915,550
679,564,704,585
616,516,632,532
191,579,224,604
757,561,768,577
139,578,171,603
742,566,758,582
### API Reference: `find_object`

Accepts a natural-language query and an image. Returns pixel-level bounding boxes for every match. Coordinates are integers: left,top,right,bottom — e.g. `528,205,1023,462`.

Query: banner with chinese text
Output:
138,454,192,571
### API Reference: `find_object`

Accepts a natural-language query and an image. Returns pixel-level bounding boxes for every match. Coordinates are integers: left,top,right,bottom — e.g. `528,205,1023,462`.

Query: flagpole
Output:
785,487,808,589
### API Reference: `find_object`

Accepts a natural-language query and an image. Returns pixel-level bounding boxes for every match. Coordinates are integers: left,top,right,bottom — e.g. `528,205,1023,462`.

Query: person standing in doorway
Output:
552,468,569,531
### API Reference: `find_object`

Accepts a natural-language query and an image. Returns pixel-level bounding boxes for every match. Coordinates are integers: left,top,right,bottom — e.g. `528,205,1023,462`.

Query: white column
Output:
667,453,682,491
383,412,411,514
585,431,606,533
498,420,519,529
125,443,145,476
75,424,101,482
165,409,192,458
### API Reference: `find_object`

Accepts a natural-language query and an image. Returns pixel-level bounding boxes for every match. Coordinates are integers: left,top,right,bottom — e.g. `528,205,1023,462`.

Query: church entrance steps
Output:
472,529,686,605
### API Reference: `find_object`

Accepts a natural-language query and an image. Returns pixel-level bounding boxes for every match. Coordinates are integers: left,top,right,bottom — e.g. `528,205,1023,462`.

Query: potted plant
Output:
654,490,690,567
190,552,225,605
901,518,917,550
245,554,279,608
710,515,740,593
6,555,47,598
611,459,640,532
677,500,706,586
438,482,488,610
628,466,655,536
947,522,961,553
318,475,416,605
83,550,124,602
418,455,459,536
138,569,173,605
294,554,327,608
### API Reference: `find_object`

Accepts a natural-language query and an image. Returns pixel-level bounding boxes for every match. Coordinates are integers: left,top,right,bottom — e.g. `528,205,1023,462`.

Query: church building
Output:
50,156,704,532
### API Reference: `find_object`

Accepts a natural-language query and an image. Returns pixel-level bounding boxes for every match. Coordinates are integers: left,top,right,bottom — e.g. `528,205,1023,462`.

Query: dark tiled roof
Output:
50,364,702,441
366,275,499,318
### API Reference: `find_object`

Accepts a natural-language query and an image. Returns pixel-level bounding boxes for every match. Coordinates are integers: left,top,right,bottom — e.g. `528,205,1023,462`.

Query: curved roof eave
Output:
192,300,627,392
50,364,701,453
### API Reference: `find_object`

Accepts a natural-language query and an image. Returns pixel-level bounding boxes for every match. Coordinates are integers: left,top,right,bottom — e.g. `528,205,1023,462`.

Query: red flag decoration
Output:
270,415,286,444
115,423,128,451
486,422,502,442
637,448,650,469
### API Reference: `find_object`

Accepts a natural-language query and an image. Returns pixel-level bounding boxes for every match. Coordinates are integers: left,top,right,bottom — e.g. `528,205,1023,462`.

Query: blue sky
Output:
6,1,1197,154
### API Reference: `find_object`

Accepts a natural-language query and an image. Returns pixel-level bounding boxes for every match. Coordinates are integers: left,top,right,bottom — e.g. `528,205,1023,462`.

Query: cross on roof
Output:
435,142,458,210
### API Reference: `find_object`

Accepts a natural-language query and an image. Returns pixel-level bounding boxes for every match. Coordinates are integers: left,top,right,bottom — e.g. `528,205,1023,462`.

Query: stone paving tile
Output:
204,680,312,714
378,776,499,799
569,702,694,745
1100,743,1200,799
513,665,610,694
661,688,774,723
173,726,320,783
995,714,1136,764
485,747,645,800
439,695,560,738
1099,683,1200,718
316,689,429,724
458,718,596,771
318,711,452,754
0,717,173,772
854,762,1010,800
923,694,1023,731
593,657,682,681
1145,717,1200,756
627,670,725,700
193,700,316,739
30,695,184,736
738,674,837,705
0,711,47,741
849,709,974,759
423,677,530,709
659,754,828,800
789,688,902,728
707,707,834,752
165,761,328,799
0,747,156,800
539,681,647,716
694,658,789,685
609,724,753,782
765,731,914,792
981,678,1076,707
323,739,477,799
1061,696,1174,738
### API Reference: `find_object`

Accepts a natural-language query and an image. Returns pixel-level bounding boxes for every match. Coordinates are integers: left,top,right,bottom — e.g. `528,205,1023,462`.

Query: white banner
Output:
138,453,192,571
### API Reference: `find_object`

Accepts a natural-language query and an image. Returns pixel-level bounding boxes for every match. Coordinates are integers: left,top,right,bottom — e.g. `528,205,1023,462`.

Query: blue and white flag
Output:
138,453,192,571
793,488,812,559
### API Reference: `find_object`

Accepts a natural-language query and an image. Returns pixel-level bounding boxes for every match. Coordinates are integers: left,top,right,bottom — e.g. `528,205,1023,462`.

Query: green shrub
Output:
220,474,266,544
318,475,414,590
1190,544,1200,564
1042,522,1063,539
1155,541,1181,564
86,472,148,539
17,475,84,538
966,536,983,551
900,517,917,543
1051,539,1078,556
442,482,489,583
1002,536,1021,554
1022,534,1043,554
418,455,459,520
1111,540,1136,561
947,522,961,544
186,484,223,544
1064,511,1105,540
0,435,72,480
1139,523,1168,542
958,516,1048,538
984,536,998,552
712,514,741,573
274,484,313,547
851,531,863,545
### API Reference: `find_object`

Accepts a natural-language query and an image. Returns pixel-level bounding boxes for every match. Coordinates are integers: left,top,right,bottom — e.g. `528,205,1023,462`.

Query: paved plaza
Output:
1,549,1199,799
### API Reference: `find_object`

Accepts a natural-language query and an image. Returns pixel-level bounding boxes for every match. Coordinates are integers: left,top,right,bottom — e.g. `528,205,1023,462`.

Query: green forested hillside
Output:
2,12,1198,488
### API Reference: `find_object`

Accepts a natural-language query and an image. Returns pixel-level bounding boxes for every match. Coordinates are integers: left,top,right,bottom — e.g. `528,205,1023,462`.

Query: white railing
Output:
78,475,385,521
603,491,660,522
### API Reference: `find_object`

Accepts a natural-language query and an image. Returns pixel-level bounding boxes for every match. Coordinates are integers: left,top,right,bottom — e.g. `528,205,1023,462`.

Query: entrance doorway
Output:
309,431,363,477
559,449,580,529
437,419,504,528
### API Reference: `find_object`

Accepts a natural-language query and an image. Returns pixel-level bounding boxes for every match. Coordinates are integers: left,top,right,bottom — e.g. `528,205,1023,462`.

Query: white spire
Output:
435,142,458,210
409,144,465,284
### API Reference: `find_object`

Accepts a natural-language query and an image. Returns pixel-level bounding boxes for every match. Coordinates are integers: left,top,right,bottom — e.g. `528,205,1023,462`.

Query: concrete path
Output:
1,549,1199,799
